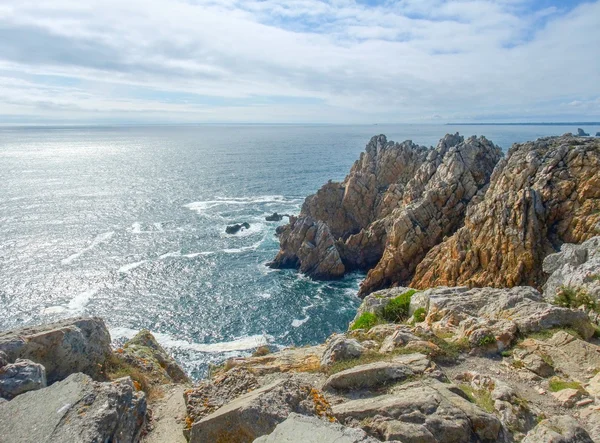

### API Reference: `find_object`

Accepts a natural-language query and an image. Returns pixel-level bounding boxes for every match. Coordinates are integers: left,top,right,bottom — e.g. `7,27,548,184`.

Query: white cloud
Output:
0,0,598,123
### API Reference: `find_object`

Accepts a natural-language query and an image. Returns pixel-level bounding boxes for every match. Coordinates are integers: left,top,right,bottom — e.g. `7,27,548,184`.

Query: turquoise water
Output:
1,124,597,378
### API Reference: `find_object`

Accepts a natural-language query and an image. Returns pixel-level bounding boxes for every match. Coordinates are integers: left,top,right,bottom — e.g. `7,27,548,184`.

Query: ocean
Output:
1,123,598,378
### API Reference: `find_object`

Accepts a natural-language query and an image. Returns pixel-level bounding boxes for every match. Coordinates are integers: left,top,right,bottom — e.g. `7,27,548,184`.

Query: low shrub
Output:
413,307,427,323
458,384,495,413
351,312,381,331
554,286,598,312
382,289,417,322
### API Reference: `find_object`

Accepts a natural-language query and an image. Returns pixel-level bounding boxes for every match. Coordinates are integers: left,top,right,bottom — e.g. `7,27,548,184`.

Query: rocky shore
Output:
1,133,599,442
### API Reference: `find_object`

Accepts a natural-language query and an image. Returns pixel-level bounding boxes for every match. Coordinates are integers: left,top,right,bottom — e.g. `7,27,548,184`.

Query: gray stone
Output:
320,334,365,367
189,377,329,443
379,327,420,353
0,317,111,383
254,413,379,443
332,379,502,443
522,415,593,443
0,351,7,368
323,353,431,391
0,373,146,443
513,350,555,377
0,359,46,399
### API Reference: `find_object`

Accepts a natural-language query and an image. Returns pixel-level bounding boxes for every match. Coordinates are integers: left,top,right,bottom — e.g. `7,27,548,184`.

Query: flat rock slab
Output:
0,373,146,443
323,353,431,391
189,377,329,443
0,317,111,383
332,379,501,443
254,413,379,443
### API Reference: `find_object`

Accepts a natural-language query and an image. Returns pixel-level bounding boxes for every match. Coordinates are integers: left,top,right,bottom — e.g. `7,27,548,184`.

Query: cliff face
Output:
411,135,600,290
269,133,503,294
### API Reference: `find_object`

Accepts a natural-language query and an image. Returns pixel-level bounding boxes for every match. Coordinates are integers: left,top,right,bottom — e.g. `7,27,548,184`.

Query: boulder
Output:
117,329,189,384
551,388,583,408
322,353,432,391
379,327,421,353
577,128,590,136
522,415,593,443
0,317,111,383
226,222,250,234
254,412,379,443
542,236,600,305
320,334,365,367
0,359,46,399
513,350,555,377
586,372,600,398
412,134,600,290
189,377,331,443
332,379,502,443
0,373,146,443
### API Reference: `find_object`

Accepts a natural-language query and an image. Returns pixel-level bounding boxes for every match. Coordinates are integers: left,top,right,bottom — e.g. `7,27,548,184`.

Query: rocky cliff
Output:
270,133,600,297
411,135,600,290
269,133,504,293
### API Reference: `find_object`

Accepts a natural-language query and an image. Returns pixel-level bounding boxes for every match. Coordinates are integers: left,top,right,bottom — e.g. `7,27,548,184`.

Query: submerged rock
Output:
226,222,250,234
0,373,146,443
265,213,288,222
254,413,379,443
412,134,600,290
0,317,111,383
0,359,46,400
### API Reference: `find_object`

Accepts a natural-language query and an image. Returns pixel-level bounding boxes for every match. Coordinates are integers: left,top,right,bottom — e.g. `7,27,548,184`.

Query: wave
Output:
110,327,272,353
118,260,147,273
42,288,98,315
223,240,262,254
184,195,302,215
61,231,114,265
291,316,310,327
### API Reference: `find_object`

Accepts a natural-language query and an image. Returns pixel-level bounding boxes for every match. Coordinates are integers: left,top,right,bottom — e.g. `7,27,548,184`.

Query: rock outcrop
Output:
0,317,111,383
0,359,46,400
578,128,590,137
255,413,379,443
269,133,503,292
522,415,594,443
0,373,146,443
412,135,600,290
542,236,600,305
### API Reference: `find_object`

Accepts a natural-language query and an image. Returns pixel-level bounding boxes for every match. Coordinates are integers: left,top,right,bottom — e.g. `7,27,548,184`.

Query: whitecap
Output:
131,222,143,234
223,241,262,254
61,231,114,265
67,288,98,312
291,316,310,328
159,251,182,260
41,306,68,314
184,195,302,215
257,292,272,299
109,327,273,353
118,260,147,274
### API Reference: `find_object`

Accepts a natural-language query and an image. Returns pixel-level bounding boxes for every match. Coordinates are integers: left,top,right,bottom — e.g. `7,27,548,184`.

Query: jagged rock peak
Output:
411,134,600,290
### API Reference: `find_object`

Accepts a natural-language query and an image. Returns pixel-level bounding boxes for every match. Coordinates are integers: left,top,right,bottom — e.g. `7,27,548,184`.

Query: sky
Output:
0,0,599,124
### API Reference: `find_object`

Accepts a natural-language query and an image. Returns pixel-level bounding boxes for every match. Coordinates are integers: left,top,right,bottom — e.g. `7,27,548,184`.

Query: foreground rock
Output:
254,413,379,443
189,377,331,443
323,353,434,391
522,415,594,443
0,359,46,399
320,334,366,368
226,222,250,234
420,286,595,349
0,373,146,443
0,317,111,383
412,134,600,290
116,329,189,385
542,236,600,307
333,378,502,442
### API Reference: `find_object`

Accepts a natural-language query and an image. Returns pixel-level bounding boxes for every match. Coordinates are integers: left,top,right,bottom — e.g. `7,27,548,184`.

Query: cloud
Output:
0,0,598,123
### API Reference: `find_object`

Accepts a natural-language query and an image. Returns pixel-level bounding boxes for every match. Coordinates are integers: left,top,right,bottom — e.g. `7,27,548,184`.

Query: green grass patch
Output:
103,353,160,400
413,307,427,323
350,312,382,331
548,377,583,392
554,286,598,312
326,351,390,375
524,327,582,341
458,384,495,413
477,334,497,347
381,289,417,322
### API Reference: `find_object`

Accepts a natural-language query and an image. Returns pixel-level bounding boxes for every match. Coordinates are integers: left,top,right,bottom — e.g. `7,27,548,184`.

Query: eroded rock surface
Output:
0,317,111,383
522,415,594,443
413,135,600,290
0,359,46,400
0,373,146,443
